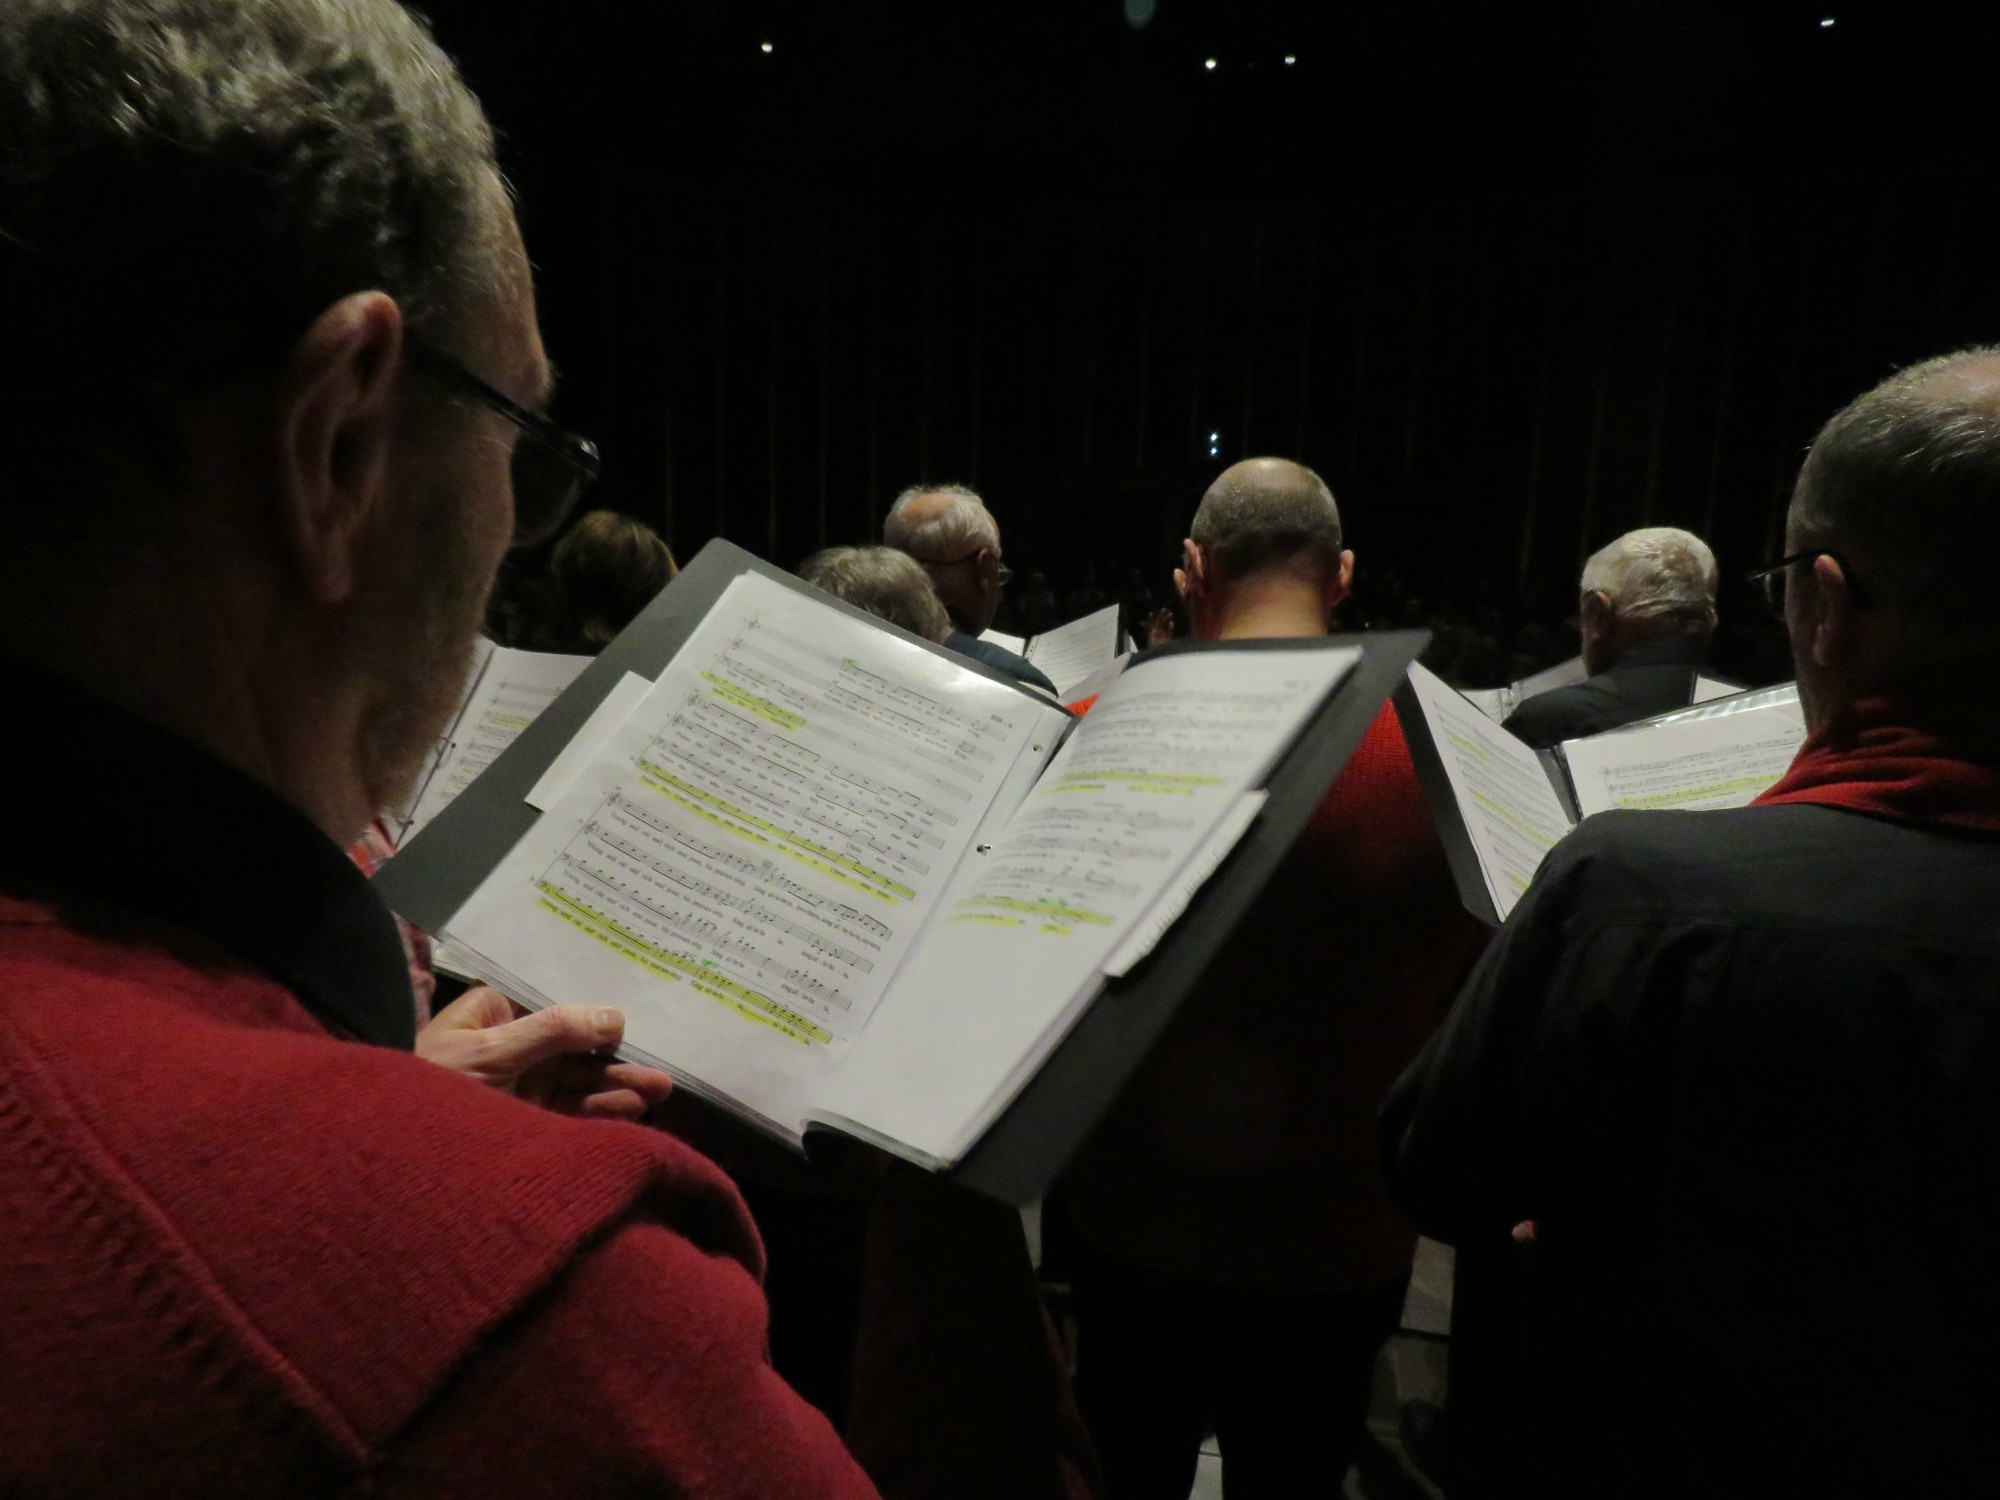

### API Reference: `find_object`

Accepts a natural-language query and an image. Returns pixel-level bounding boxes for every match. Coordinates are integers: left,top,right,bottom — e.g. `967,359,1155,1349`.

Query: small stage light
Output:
760,40,774,53
1204,57,1218,71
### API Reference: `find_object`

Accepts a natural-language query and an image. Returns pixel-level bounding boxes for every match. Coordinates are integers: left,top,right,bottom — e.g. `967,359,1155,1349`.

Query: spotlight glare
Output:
1284,54,1297,65
1204,57,1218,71
760,40,774,53
1819,16,1835,25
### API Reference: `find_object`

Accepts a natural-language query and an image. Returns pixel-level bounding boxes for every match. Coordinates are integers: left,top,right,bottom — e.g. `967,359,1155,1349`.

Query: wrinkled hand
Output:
1144,606,1177,648
415,986,674,1121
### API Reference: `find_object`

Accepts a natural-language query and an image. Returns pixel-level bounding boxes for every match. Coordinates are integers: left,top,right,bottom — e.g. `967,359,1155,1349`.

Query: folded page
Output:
525,670,654,812
1403,663,1574,922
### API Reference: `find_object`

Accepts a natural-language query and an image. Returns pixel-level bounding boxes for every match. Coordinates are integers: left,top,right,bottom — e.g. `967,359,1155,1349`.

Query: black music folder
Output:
378,539,1426,1203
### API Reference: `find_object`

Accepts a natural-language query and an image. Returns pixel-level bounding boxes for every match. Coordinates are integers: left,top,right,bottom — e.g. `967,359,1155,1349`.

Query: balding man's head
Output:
1189,459,1344,583
1178,458,1353,641
882,483,1007,632
1789,347,2000,667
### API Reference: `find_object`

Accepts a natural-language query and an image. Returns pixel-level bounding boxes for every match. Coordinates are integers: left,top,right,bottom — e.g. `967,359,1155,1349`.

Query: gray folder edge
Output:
376,537,1429,1203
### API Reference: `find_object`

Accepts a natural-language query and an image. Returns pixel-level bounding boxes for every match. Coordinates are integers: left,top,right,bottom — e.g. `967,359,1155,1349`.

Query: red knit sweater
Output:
0,891,877,1498
1063,702,1489,1292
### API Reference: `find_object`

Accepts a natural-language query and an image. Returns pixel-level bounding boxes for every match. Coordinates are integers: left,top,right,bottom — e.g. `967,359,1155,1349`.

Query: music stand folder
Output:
377,539,1428,1204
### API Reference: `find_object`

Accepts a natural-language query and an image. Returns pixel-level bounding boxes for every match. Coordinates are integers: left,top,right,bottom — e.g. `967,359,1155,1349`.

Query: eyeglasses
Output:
1745,549,1872,620
409,342,600,547
923,547,1014,586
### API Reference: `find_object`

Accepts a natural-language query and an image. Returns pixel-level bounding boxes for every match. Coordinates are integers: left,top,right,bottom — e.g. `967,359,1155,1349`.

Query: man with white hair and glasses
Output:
883,483,1058,695
1503,525,1721,748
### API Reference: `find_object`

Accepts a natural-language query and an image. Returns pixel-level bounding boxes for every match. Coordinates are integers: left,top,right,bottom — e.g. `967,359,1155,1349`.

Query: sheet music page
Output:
1023,604,1121,694
392,636,495,833
1404,663,1574,921
443,572,1065,1139
979,628,1028,655
813,644,1357,1165
1462,686,1515,724
403,646,588,839
1562,694,1805,816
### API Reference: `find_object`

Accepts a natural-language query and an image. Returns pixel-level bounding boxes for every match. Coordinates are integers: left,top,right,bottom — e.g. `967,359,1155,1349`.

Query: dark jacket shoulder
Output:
944,630,1058,695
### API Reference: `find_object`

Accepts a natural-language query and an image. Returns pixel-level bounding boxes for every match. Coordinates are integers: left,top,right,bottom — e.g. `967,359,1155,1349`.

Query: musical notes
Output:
448,571,1061,1074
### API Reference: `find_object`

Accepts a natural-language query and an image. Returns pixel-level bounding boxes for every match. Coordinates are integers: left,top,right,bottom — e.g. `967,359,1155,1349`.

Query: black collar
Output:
0,659,417,1049
1603,633,1710,673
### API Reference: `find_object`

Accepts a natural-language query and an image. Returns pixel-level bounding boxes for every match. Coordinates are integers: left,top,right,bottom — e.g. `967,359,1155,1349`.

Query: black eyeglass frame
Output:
1745,548,1872,620
408,342,600,546
920,546,1014,587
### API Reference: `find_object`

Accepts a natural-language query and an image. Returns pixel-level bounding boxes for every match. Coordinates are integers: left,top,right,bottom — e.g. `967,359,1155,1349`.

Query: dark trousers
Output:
1070,1238,1409,1500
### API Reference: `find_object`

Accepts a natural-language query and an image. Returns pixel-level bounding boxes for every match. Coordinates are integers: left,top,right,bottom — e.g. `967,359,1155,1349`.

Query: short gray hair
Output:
1189,460,1343,579
1791,346,2000,660
799,546,953,643
1579,527,1719,630
883,484,999,561
0,0,504,511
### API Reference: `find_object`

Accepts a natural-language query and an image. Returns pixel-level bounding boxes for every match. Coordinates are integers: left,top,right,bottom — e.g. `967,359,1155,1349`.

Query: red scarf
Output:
1752,696,2000,835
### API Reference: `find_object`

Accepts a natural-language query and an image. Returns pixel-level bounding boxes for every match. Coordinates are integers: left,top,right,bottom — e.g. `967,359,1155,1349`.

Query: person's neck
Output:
1204,579,1330,642
0,573,372,846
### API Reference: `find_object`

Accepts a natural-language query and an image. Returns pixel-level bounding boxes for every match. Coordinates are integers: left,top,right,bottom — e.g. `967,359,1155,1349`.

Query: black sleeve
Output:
1499,693,1569,751
1379,844,1590,1245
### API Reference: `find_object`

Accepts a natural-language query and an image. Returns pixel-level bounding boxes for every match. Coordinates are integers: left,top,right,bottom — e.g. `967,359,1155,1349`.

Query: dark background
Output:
421,0,2000,685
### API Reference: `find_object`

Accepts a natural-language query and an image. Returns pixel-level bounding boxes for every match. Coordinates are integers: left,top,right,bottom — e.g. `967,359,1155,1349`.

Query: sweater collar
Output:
1600,632,1709,674
0,658,417,1049
1753,696,2000,836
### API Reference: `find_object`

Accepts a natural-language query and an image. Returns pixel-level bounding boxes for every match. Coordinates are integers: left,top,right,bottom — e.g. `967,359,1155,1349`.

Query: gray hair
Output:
1190,459,1343,579
1791,346,2000,660
0,0,504,512
1580,527,1719,630
883,484,999,561
799,546,954,643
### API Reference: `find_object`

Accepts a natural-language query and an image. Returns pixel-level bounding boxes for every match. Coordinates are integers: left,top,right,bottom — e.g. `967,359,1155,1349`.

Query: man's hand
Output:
415,987,674,1121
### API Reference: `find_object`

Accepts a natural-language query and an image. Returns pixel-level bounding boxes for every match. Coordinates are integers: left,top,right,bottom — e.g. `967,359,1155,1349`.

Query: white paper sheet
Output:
525,671,653,812
1057,652,1131,709
1023,604,1122,695
1461,686,1515,724
812,645,1358,1165
404,646,589,838
1562,692,1805,816
444,572,1066,1138
980,628,1028,656
1404,663,1575,921
1102,790,1267,978
1692,675,1741,704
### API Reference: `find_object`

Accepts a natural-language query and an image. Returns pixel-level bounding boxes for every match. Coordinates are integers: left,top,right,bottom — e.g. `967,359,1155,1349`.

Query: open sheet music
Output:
1400,664,1806,923
434,572,1356,1169
982,604,1123,696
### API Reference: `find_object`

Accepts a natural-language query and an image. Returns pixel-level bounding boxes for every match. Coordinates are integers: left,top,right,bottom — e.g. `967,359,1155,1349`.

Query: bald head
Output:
1790,345,2000,665
1189,459,1344,582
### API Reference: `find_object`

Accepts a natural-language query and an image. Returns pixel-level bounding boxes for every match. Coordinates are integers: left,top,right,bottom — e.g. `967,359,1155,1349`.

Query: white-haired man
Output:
1384,351,2000,1498
883,483,1058,694
1502,525,1720,748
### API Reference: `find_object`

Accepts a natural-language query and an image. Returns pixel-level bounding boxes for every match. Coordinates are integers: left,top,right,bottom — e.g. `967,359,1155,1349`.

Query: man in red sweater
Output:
0,4,1088,1496
1060,459,1487,1498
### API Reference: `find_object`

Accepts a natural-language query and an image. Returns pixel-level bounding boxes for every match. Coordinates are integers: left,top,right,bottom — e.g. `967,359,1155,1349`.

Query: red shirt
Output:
0,890,877,1498
1063,702,1488,1292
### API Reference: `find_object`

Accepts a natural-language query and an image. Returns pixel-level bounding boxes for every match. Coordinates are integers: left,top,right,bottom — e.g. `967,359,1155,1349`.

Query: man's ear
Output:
1174,539,1205,603
1579,589,1615,634
1804,552,1862,670
272,291,406,605
1323,549,1356,614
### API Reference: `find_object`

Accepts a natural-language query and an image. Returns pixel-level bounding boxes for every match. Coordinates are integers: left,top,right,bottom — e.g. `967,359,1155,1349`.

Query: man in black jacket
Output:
1385,349,2000,1499
1502,526,1720,748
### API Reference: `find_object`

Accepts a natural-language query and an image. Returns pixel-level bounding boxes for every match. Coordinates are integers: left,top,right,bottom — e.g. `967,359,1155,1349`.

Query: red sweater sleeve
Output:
382,1217,880,1499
